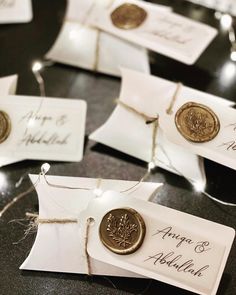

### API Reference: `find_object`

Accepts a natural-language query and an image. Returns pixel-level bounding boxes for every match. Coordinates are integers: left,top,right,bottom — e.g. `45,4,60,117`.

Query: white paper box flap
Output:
0,74,18,95
20,175,162,277
0,0,33,24
87,0,217,64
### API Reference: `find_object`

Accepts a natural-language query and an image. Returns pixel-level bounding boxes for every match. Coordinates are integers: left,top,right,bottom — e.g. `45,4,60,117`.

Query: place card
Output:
84,190,235,295
87,0,217,64
20,174,163,277
0,75,23,167
0,95,86,162
45,0,172,76
0,0,33,24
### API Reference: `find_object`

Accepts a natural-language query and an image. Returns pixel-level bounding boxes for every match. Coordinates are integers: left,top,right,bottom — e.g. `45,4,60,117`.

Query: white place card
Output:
84,191,235,295
0,95,86,162
87,0,217,64
20,174,163,277
0,0,33,24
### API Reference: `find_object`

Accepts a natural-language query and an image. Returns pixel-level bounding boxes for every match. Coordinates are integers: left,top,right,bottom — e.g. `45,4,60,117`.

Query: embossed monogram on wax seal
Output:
99,208,146,255
175,102,220,143
0,110,11,143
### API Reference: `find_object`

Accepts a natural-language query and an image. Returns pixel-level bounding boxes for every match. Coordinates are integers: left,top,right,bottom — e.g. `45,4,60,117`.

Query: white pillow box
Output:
90,68,235,185
20,175,163,277
0,0,33,24
0,74,23,167
0,74,18,96
45,0,170,76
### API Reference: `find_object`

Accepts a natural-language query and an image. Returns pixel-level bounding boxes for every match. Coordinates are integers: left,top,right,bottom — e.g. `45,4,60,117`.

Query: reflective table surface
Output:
0,0,235,294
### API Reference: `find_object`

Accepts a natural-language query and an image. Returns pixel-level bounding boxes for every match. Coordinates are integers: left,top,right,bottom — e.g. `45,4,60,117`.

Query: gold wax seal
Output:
99,208,146,255
175,102,220,143
110,3,147,30
0,110,11,143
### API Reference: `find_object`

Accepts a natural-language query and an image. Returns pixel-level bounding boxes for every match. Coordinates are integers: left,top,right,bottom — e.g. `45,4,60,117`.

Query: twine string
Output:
93,30,100,72
25,213,78,224
85,217,94,276
116,99,156,122
65,0,101,72
166,82,183,115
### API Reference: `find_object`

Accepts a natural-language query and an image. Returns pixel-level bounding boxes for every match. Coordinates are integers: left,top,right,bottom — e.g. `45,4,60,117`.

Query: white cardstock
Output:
20,174,163,277
0,95,86,162
90,68,236,180
45,0,169,76
0,74,23,167
0,74,18,96
0,0,33,24
83,191,235,295
87,0,217,65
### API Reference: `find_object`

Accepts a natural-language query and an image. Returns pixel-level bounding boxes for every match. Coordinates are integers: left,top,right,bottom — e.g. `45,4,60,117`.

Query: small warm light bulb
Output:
220,14,232,30
93,188,103,197
230,51,236,61
32,61,43,72
148,161,155,171
41,163,50,174
193,181,205,193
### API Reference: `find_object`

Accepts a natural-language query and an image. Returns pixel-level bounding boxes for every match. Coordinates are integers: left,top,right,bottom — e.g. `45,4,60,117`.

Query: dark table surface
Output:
0,0,235,294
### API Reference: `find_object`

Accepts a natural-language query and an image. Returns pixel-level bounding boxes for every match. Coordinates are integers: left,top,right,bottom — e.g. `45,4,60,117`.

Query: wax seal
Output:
175,102,220,143
110,3,147,30
0,110,11,143
99,208,146,255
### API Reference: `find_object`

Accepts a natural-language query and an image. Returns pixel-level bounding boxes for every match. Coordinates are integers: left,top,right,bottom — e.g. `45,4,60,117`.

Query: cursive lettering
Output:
153,226,193,248
144,29,191,45
56,115,68,126
19,131,70,146
194,241,211,254
20,111,53,127
218,140,236,151
144,251,209,277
